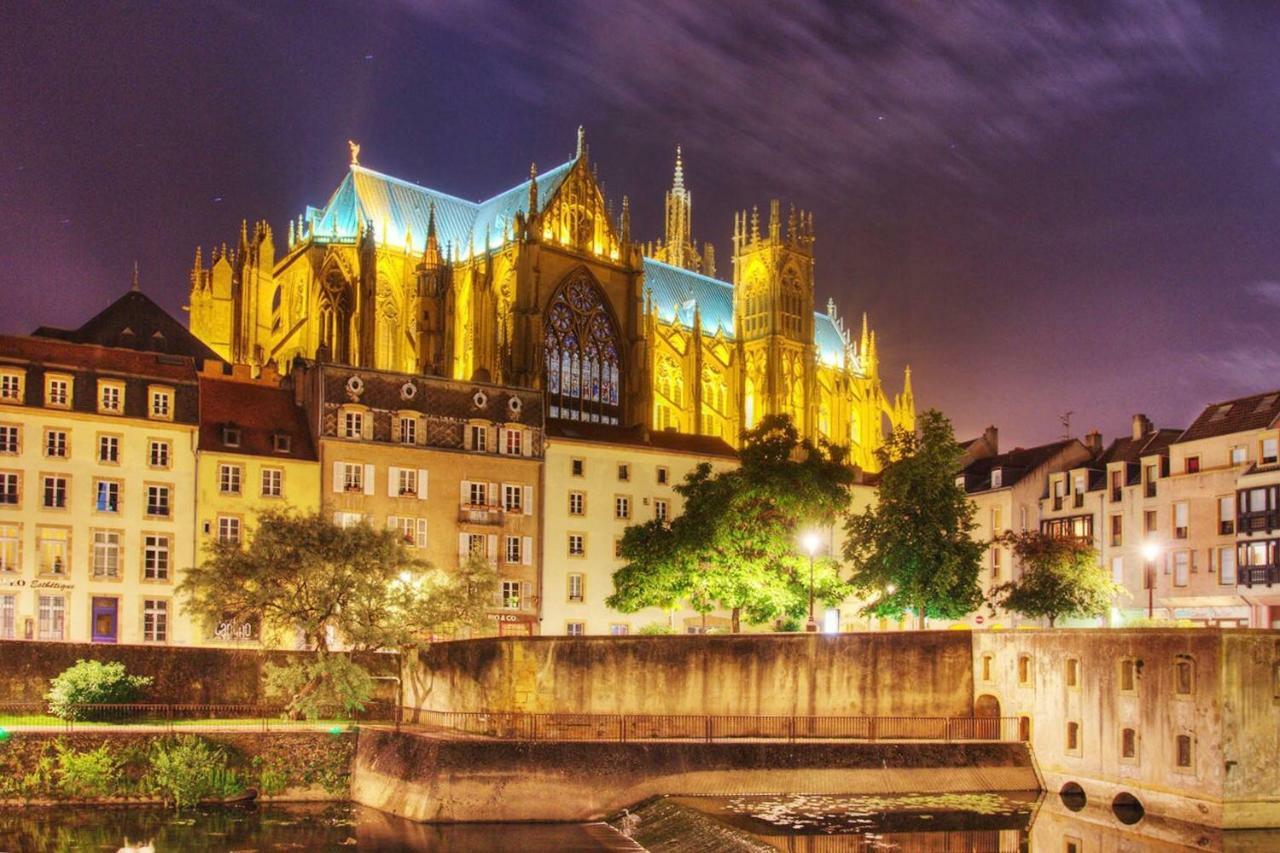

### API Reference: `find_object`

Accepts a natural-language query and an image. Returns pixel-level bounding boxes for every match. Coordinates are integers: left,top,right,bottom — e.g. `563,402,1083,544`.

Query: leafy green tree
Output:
609,415,854,631
179,509,497,714
991,530,1124,627
46,660,152,720
844,409,984,628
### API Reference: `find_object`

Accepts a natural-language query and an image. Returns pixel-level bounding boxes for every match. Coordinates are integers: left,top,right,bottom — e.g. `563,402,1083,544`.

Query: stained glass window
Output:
545,273,622,425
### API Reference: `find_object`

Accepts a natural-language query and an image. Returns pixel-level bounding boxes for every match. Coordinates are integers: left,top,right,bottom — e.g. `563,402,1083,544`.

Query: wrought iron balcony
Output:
459,504,504,525
1240,566,1280,588
1239,511,1280,534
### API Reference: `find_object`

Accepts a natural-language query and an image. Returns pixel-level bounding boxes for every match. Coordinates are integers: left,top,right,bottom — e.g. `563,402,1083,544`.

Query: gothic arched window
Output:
544,272,622,425
318,273,352,363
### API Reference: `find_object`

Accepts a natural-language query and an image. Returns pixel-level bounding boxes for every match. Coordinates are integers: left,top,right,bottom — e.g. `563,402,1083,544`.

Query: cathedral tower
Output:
646,148,715,277
732,200,817,435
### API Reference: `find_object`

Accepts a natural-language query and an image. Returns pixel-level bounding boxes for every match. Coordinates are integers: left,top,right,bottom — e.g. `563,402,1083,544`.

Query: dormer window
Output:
343,411,364,440
98,380,124,414
0,370,23,403
222,425,242,448
45,375,71,408
272,432,292,454
991,469,1003,489
148,386,173,420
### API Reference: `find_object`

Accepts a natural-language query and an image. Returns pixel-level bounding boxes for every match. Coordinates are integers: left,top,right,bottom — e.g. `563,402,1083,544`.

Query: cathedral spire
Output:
673,145,685,194
131,261,140,292
528,162,538,215
576,125,585,159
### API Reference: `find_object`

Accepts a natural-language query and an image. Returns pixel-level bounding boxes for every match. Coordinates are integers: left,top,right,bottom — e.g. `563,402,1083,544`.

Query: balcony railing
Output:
1241,566,1280,588
1239,511,1280,534
459,504,504,525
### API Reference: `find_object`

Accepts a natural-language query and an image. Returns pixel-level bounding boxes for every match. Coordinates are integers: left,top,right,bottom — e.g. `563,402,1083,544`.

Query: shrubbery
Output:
46,660,152,721
55,742,122,798
145,736,243,809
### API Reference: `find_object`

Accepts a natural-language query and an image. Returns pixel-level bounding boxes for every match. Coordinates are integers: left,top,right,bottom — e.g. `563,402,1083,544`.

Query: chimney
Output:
1084,430,1103,455
1132,413,1153,441
983,425,999,455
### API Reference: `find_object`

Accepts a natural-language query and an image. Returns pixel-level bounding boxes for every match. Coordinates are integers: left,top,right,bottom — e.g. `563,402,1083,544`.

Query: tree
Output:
179,509,497,713
991,530,1124,627
844,409,984,629
608,415,854,631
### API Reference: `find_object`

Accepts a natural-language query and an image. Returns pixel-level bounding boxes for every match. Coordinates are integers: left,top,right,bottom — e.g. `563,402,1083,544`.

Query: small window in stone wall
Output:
1066,720,1081,753
1273,661,1280,702
1018,654,1031,684
1176,734,1194,768
981,654,993,682
1174,656,1194,696
1120,659,1136,692
1066,658,1080,688
1121,727,1137,759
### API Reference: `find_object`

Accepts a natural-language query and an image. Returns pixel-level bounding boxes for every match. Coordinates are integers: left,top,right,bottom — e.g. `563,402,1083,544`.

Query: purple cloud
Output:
407,0,1217,190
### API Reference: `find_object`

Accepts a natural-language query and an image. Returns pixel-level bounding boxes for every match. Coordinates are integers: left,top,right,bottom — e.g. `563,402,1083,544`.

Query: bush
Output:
146,736,243,810
638,623,674,635
264,655,372,721
46,660,152,721
56,742,121,798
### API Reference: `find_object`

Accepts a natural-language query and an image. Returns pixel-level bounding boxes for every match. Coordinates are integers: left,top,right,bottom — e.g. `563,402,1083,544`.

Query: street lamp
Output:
802,532,822,633
1141,541,1162,619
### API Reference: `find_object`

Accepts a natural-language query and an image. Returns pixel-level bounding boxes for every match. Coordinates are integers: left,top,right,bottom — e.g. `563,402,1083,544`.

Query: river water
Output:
1,797,1277,851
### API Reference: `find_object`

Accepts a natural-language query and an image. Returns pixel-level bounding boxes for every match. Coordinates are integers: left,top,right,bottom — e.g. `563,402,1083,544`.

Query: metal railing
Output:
405,709,1022,743
0,700,399,733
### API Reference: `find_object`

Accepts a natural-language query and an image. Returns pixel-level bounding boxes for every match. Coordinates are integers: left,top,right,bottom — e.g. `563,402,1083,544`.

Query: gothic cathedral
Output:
187,130,914,470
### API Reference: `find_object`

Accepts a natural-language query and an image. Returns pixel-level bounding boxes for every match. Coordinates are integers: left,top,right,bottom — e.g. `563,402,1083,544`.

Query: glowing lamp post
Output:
1141,541,1162,619
802,532,822,633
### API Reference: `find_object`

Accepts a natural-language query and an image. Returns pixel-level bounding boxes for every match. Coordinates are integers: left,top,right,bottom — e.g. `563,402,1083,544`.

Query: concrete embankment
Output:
351,729,1040,822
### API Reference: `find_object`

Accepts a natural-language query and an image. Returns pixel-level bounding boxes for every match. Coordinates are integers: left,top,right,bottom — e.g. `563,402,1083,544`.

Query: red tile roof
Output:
198,377,316,460
0,335,198,381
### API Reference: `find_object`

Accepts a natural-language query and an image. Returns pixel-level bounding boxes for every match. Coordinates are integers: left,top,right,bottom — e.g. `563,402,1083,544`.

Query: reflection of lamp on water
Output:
1141,541,1162,619
802,532,822,633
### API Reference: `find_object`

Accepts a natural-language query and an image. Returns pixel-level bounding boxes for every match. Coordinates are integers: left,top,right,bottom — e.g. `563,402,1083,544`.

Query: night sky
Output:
3,1,1277,448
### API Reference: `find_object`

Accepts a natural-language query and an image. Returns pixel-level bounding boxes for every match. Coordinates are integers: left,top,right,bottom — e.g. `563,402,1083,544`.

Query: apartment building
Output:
300,363,544,637
194,361,319,645
1169,391,1280,628
0,336,199,644
957,436,1093,624
542,423,737,636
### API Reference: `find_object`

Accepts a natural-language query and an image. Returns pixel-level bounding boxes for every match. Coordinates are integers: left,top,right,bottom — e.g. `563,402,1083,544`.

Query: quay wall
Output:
352,728,1039,822
403,632,975,717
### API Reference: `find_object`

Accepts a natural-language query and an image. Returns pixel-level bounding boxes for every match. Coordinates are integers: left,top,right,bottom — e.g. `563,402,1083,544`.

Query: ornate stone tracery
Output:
543,271,622,425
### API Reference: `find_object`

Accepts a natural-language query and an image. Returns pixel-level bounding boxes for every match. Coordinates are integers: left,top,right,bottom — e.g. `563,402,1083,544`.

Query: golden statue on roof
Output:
348,139,360,166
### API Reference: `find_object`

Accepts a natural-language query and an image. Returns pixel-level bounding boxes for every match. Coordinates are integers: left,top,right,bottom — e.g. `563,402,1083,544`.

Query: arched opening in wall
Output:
1112,792,1145,825
974,694,1000,739
543,270,622,425
1060,782,1087,812
1017,715,1031,742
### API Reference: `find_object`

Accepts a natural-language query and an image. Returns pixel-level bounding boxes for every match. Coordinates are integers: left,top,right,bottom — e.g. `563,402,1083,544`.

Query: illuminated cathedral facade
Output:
187,130,914,470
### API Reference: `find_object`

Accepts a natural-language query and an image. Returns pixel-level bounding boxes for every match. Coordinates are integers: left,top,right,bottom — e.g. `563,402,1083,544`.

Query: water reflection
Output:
0,803,621,853
3,797,1280,852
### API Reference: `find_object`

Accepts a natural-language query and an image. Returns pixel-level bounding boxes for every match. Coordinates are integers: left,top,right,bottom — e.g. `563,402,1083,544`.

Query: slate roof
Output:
33,290,223,364
308,161,575,257
198,378,316,461
546,420,737,458
318,364,544,427
1097,428,1183,486
1178,390,1280,443
960,439,1079,493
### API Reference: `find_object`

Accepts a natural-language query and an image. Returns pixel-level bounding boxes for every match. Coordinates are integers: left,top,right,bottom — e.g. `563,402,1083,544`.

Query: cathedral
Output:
187,130,914,470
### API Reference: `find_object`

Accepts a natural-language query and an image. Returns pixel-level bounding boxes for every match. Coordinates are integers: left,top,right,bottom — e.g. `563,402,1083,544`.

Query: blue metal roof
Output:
306,159,577,257
642,258,735,338
814,312,850,366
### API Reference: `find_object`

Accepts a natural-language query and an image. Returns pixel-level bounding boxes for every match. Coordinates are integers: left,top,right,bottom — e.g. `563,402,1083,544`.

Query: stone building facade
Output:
187,131,914,471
